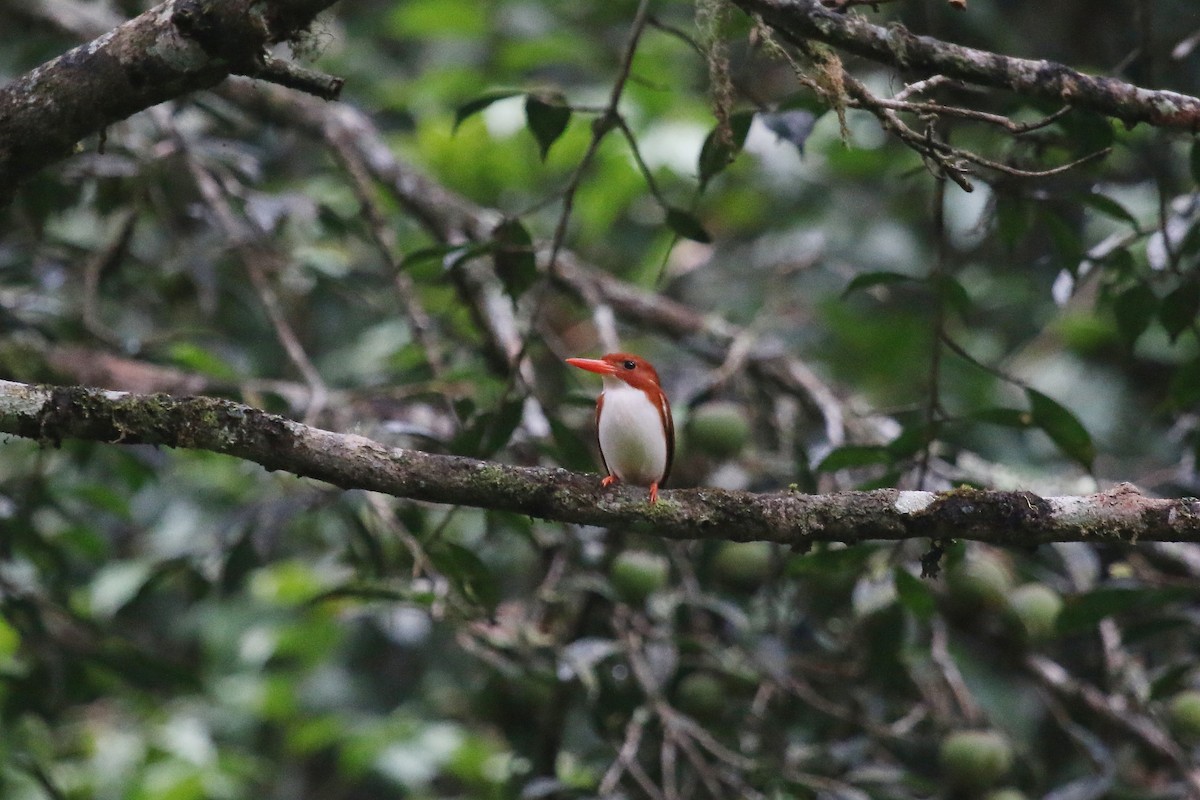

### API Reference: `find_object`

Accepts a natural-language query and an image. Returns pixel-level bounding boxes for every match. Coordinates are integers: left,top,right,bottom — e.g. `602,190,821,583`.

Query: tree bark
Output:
3,378,1199,545
734,0,1200,130
0,0,340,205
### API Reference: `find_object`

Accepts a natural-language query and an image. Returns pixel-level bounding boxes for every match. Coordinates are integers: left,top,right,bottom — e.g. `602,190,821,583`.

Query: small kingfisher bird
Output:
566,353,674,503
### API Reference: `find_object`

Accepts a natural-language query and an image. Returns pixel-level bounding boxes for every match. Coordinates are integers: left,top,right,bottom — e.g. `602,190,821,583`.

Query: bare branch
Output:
735,0,1200,130
237,54,343,100
180,130,330,423
1027,654,1200,795
227,82,839,444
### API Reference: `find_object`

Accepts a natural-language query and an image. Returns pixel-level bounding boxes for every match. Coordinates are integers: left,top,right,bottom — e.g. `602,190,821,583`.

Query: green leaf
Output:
1043,211,1082,270
893,568,935,619
1149,661,1195,700
1056,587,1191,634
1103,246,1136,279
491,218,538,301
1168,357,1200,408
399,245,453,275
1112,283,1158,345
167,342,239,381
1081,192,1138,227
1026,388,1094,469
931,274,972,318
524,93,571,160
444,243,495,271
698,111,754,190
454,90,522,130
222,530,260,594
815,445,894,472
0,616,20,665
428,542,500,610
886,423,931,459
400,243,492,281
1179,220,1200,259
665,207,712,243
995,194,1033,250
452,398,524,458
787,544,875,576
1159,280,1200,342
72,483,132,519
389,0,487,37
970,407,1033,428
547,417,596,473
1060,110,1114,157
841,270,917,298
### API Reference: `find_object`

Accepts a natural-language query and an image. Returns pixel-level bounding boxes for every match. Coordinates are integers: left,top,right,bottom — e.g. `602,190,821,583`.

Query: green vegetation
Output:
1,0,1199,797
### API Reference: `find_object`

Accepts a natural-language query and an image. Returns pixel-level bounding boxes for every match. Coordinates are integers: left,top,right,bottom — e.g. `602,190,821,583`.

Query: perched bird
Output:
565,352,674,503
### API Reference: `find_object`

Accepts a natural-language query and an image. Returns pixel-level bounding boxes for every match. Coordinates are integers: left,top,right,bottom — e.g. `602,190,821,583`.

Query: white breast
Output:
598,379,668,486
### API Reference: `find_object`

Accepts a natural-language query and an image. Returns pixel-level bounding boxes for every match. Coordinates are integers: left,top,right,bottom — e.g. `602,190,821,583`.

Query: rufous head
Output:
565,352,663,391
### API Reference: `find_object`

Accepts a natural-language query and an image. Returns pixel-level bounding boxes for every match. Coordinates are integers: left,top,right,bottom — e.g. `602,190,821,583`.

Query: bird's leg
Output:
601,474,618,488
649,483,659,504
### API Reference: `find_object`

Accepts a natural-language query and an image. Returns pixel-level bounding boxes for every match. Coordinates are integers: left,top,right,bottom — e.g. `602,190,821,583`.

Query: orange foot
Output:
601,474,618,488
649,483,660,504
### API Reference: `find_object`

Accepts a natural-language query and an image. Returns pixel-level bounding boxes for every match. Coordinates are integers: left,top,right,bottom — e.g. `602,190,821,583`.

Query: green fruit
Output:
1168,690,1200,740
984,789,1029,800
609,550,670,604
1007,583,1063,641
712,541,773,590
939,730,1013,790
675,672,725,720
946,552,1013,611
686,402,752,460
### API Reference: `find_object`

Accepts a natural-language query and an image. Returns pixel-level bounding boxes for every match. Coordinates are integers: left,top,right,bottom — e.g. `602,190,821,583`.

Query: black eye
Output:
623,360,636,370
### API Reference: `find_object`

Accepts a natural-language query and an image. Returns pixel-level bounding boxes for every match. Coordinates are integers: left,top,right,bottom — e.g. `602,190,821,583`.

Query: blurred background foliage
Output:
2,0,1200,797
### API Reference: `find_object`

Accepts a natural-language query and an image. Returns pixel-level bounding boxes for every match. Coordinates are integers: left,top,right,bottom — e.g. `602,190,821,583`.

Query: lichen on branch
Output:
2,379,1199,546
733,0,1200,130
0,0,342,205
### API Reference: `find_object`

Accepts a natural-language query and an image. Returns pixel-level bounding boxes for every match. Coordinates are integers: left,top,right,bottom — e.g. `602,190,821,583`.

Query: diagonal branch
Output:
226,80,840,444
4,378,1200,545
224,83,849,446
733,0,1200,130
1026,654,1200,795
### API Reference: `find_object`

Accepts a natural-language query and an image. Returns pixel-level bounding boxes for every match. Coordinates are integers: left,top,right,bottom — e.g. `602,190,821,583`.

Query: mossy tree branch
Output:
0,0,342,206
733,0,1200,130
3,379,1199,546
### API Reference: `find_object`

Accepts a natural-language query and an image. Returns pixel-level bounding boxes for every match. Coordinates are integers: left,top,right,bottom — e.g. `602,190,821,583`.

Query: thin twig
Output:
363,493,434,578
546,0,653,277
1026,654,1200,795
930,617,984,724
841,66,1108,187
616,116,668,206
868,96,1072,134
80,208,137,347
661,727,680,800
893,74,955,101
916,170,948,487
940,332,1025,387
599,707,662,799
237,54,344,100
180,138,330,424
737,0,1200,129
326,130,453,391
